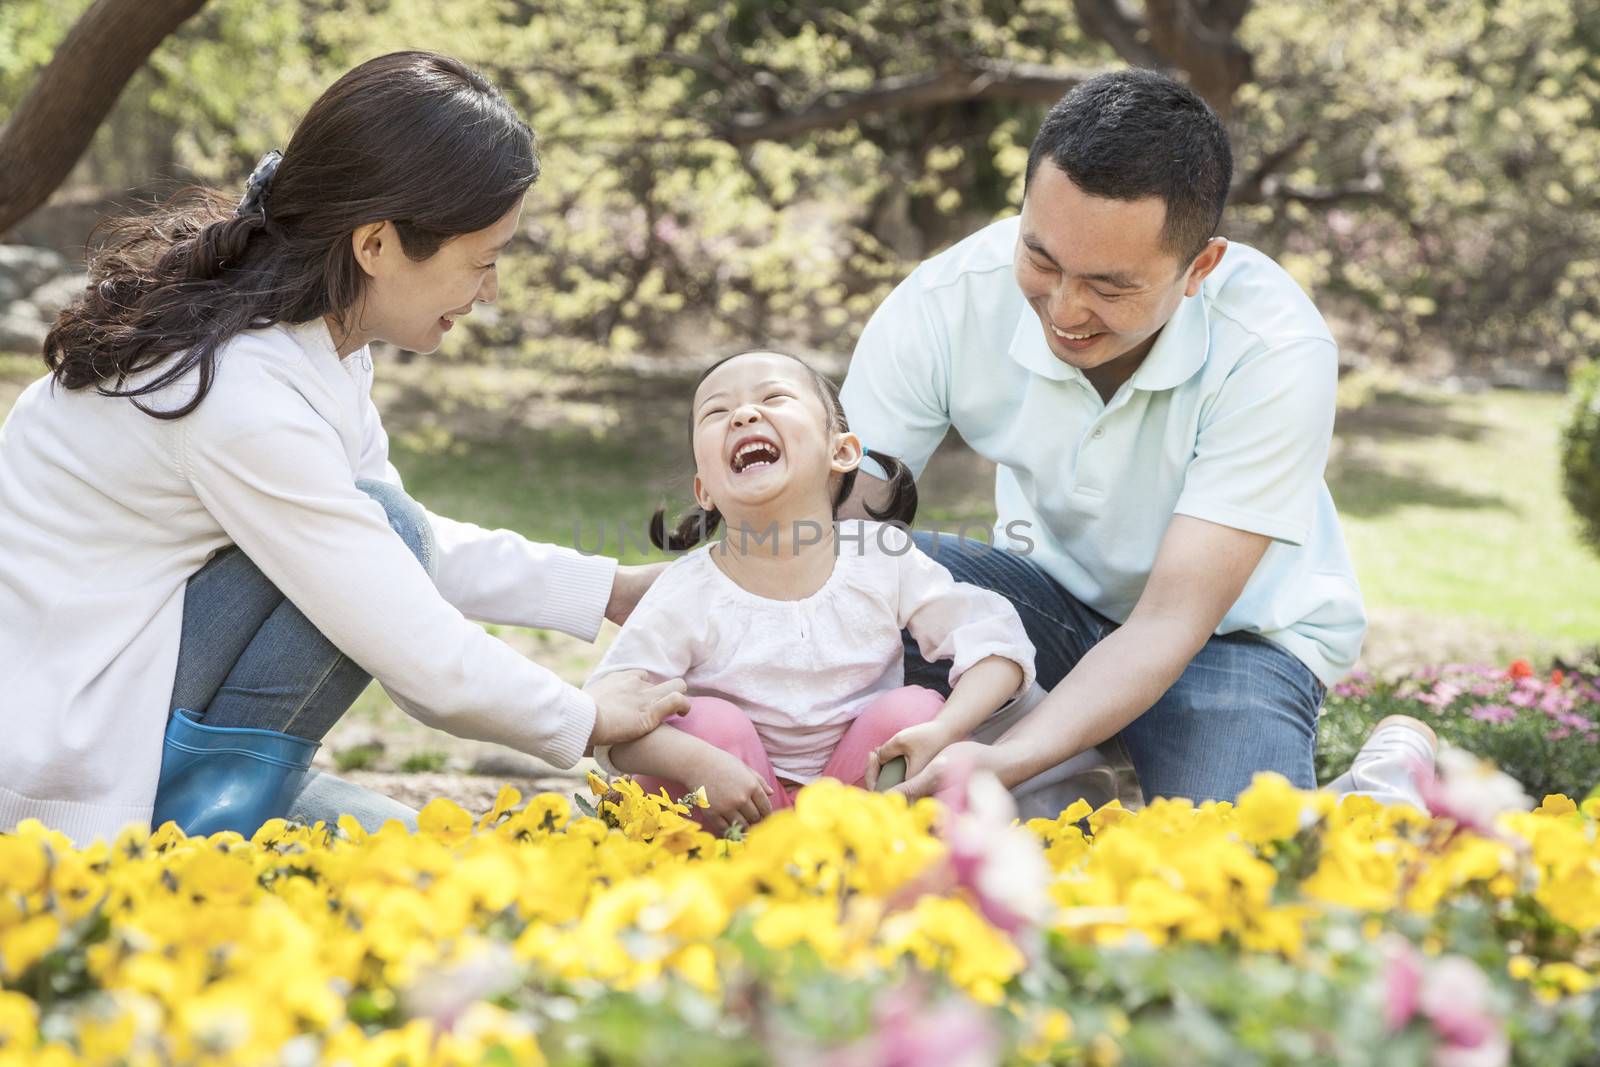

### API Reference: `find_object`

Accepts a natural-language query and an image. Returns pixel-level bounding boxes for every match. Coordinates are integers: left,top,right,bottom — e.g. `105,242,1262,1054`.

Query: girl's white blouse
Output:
590,520,1035,782
0,319,615,843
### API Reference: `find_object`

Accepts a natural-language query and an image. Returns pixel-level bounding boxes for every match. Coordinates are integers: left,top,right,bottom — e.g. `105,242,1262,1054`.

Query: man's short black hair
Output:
1024,69,1233,266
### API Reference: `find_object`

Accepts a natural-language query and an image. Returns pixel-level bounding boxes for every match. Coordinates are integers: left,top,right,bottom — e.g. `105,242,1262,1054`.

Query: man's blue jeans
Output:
903,532,1324,803
166,479,430,831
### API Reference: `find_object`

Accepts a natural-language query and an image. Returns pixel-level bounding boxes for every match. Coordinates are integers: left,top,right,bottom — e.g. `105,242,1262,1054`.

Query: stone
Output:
27,272,90,320
0,309,48,354
468,751,565,778
0,245,68,298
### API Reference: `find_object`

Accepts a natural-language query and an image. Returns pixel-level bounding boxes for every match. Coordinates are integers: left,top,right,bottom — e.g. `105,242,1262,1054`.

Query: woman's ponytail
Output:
171,211,269,281
45,189,267,410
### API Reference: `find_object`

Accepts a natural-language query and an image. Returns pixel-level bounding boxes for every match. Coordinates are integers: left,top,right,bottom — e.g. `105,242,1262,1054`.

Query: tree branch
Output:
1071,0,1164,69
1231,141,1388,208
717,59,1108,146
1229,132,1312,204
0,0,210,235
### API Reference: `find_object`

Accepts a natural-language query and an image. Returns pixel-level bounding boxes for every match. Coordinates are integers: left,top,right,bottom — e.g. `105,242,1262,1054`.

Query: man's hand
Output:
584,670,690,749
890,739,1011,801
605,562,669,626
866,719,954,790
685,746,774,835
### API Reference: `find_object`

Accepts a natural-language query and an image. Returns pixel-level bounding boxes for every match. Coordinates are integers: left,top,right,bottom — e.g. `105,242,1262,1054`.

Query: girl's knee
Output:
677,697,763,755
356,479,437,578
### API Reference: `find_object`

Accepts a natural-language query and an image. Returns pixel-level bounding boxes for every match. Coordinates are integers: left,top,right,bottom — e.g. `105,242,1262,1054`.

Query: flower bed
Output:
1318,660,1600,800
1,770,1597,1066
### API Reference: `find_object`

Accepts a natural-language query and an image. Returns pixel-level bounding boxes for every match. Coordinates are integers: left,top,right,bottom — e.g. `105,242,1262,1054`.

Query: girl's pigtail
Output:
861,448,919,527
649,504,722,552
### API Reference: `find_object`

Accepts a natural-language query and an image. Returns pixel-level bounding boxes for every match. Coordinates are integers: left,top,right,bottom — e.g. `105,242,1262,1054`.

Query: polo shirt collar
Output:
1006,286,1212,392
1007,308,1084,384
1127,288,1210,392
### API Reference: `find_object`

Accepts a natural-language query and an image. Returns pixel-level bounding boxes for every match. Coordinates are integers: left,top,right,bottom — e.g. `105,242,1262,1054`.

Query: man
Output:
840,69,1365,803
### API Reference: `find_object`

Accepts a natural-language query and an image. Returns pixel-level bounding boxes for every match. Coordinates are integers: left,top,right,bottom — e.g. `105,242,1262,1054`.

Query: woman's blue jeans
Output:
162,479,433,833
903,532,1325,803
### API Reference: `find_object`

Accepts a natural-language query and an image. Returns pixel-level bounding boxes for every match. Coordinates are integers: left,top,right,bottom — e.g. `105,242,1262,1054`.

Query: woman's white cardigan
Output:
0,319,616,843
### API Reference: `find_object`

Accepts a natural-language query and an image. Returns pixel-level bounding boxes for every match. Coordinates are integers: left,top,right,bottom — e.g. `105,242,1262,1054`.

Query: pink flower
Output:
1419,956,1510,1067
1467,704,1516,724
1383,937,1423,1032
888,753,1052,940
1421,747,1530,835
1419,683,1464,709
810,983,1001,1067
1538,689,1576,716
1383,939,1510,1067
944,771,1052,936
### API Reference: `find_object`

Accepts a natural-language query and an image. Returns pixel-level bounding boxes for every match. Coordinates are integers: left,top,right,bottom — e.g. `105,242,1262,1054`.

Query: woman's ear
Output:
692,473,714,513
350,221,391,279
830,431,863,475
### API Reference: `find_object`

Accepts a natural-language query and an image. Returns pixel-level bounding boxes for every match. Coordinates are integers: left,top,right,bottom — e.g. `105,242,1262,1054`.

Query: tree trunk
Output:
1071,0,1253,117
0,0,209,236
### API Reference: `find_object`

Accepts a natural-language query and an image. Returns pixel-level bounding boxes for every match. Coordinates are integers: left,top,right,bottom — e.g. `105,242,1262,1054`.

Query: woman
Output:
0,51,684,844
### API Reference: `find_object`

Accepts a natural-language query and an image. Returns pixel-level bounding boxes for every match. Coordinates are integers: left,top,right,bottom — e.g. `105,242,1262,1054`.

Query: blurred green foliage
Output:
1563,360,1600,556
2,0,1596,370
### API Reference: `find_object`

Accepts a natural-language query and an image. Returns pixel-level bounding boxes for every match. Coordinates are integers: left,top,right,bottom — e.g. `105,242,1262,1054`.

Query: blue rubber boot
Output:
151,709,320,838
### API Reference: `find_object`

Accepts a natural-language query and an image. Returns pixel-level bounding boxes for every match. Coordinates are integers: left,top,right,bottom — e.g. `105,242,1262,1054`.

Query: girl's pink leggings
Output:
632,685,945,819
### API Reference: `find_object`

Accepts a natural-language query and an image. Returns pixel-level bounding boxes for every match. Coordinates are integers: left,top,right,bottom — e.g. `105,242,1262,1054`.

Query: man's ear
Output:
1182,237,1228,297
692,473,714,513
350,221,391,279
831,431,863,474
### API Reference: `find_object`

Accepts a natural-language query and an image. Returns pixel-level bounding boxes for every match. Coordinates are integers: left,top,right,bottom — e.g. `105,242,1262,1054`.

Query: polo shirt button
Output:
1092,426,1105,439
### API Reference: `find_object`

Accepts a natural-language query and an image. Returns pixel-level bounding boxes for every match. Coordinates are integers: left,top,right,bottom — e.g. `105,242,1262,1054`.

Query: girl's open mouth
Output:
730,436,782,474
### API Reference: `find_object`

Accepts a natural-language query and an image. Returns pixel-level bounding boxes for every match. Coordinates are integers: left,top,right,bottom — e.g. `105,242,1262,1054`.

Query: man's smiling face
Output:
1013,161,1224,385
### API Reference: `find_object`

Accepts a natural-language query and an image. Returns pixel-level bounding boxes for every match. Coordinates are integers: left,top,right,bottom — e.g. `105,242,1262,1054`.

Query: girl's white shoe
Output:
1325,715,1439,810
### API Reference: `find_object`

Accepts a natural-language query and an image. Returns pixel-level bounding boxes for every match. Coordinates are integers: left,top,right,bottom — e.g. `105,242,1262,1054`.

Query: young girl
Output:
0,51,682,843
587,350,1037,833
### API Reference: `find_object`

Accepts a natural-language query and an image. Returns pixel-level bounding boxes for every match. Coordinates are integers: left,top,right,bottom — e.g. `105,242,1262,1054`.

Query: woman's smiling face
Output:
689,352,860,523
342,198,523,355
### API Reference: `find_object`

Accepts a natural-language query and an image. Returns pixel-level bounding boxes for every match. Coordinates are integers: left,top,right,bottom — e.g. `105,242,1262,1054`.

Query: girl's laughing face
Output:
689,352,860,524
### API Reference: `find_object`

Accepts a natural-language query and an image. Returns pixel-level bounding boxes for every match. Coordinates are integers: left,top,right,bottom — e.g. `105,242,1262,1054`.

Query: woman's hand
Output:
890,739,1013,801
685,746,774,835
584,670,690,748
605,562,669,626
866,719,955,790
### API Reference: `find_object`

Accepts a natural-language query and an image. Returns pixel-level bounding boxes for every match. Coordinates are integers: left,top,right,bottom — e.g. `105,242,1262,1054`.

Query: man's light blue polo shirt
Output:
839,215,1366,686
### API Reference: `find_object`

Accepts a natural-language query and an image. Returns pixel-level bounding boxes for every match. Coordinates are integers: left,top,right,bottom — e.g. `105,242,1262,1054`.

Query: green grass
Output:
332,743,384,773
392,428,678,565
399,750,450,773
1327,386,1600,649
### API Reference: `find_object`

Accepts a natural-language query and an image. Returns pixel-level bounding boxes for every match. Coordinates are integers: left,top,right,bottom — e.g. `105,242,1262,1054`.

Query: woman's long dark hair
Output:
44,51,538,419
650,352,919,551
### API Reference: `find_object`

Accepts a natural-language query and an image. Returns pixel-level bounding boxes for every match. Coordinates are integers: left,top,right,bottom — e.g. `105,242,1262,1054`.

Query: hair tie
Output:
235,150,283,220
